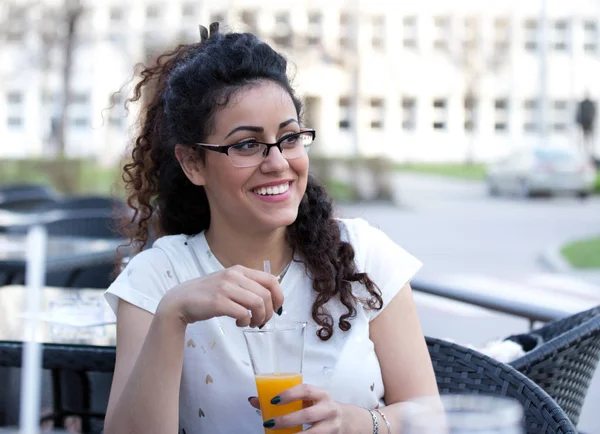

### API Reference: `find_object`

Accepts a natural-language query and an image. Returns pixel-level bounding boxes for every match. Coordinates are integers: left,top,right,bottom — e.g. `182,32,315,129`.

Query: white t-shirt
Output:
105,218,422,434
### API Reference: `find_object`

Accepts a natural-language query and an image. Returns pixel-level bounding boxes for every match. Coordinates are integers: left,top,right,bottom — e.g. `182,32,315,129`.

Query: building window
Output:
307,11,322,46
177,29,196,43
240,10,258,33
273,11,292,48
109,7,123,23
495,99,509,132
464,96,477,132
109,117,124,128
210,12,226,26
552,100,568,131
433,16,450,51
146,5,160,20
370,98,384,129
553,20,568,51
584,21,597,53
494,17,511,54
143,31,163,61
339,97,351,129
524,19,538,51
523,99,538,132
402,97,416,130
69,92,89,104
182,3,197,18
340,13,350,49
372,15,385,49
72,117,89,127
7,30,24,42
403,16,417,49
7,91,22,104
433,98,447,130
7,117,22,128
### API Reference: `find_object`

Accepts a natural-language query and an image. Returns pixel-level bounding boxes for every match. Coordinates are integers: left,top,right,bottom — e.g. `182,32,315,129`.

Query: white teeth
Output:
254,182,290,196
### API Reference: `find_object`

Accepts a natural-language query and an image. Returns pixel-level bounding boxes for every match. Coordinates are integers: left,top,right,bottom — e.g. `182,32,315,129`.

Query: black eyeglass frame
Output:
193,129,316,159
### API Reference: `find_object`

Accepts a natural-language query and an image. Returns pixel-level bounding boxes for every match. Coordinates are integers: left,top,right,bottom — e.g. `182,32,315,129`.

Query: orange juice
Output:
255,373,303,434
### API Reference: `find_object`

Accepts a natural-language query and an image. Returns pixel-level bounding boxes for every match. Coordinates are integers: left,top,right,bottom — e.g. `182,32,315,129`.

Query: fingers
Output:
219,298,252,327
247,396,260,409
266,385,340,429
236,277,277,326
238,267,285,314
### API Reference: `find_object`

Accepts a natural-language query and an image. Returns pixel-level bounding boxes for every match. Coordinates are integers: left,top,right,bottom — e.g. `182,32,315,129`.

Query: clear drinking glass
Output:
243,322,307,434
402,394,524,434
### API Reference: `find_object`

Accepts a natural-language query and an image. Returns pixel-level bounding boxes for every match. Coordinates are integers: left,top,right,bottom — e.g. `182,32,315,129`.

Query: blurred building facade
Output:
1,0,600,164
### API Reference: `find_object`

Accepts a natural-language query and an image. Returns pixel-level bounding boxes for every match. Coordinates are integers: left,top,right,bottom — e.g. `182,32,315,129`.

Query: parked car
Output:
486,146,597,198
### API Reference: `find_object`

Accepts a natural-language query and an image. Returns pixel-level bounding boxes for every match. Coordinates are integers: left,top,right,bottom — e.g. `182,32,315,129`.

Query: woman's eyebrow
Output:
225,119,298,138
279,119,298,129
225,125,263,138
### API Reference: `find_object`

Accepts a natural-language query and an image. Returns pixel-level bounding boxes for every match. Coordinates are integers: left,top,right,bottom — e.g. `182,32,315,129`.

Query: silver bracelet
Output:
366,408,379,434
375,409,392,434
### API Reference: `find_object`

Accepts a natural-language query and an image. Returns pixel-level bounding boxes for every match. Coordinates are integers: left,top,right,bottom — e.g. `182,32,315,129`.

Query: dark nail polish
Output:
259,324,265,329
248,396,257,403
270,395,281,405
263,419,275,428
276,306,283,316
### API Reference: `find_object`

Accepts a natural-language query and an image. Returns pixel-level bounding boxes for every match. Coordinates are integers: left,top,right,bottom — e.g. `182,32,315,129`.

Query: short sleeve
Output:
340,218,423,321
104,247,179,315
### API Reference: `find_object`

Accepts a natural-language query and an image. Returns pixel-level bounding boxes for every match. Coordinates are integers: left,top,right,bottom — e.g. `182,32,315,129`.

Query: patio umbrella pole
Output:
19,225,47,434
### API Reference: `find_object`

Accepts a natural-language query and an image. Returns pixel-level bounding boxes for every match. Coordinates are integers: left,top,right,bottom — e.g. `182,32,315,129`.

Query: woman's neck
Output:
204,224,293,276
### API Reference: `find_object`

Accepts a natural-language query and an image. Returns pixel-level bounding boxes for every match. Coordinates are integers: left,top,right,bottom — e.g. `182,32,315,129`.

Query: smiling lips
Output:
251,182,290,196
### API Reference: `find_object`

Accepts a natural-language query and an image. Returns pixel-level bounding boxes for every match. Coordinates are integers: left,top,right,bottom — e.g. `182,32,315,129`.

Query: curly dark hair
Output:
120,23,382,341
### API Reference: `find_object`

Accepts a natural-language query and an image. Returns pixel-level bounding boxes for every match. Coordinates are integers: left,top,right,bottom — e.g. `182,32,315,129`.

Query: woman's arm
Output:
366,282,439,431
104,298,187,434
104,266,284,434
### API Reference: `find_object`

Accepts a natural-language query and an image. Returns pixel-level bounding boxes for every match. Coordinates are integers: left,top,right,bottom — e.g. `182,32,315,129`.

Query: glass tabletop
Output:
0,234,123,269
0,285,116,347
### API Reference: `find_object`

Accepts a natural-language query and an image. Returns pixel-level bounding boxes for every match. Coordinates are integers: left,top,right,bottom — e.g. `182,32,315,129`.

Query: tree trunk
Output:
55,0,82,156
464,90,476,166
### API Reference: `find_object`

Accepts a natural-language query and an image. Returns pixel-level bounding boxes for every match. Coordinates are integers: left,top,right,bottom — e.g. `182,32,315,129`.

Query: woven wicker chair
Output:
426,336,577,434
508,305,600,426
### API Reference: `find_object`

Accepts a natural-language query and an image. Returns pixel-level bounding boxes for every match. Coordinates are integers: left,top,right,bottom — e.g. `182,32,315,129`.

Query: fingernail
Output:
259,324,265,330
270,395,281,405
276,306,283,316
248,396,257,403
263,419,275,428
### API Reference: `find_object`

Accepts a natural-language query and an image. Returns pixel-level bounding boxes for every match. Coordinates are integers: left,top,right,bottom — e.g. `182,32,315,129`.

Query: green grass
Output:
595,173,600,194
325,179,355,203
0,158,122,196
561,236,600,269
393,163,487,181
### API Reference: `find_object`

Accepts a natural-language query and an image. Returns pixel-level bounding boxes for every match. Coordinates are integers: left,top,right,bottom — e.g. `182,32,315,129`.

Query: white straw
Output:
263,260,271,275
19,225,47,434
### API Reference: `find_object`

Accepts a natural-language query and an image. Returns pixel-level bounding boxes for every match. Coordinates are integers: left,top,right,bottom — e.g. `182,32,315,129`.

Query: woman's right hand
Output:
156,265,284,328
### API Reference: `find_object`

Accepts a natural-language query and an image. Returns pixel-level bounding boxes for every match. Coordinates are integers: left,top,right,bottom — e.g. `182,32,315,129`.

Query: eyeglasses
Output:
194,129,315,168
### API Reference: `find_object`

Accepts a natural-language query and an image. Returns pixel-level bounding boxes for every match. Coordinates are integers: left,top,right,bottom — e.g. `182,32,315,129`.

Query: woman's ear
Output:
175,144,206,186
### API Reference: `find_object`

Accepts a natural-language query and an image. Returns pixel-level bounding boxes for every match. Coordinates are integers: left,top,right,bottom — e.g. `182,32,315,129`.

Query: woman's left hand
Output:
249,384,343,433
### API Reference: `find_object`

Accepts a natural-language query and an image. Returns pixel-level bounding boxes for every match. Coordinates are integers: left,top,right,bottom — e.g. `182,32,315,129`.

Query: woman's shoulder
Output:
335,217,370,239
126,233,197,272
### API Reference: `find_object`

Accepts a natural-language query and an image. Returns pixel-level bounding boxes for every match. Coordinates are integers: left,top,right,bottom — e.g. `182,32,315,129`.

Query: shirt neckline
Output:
191,231,301,295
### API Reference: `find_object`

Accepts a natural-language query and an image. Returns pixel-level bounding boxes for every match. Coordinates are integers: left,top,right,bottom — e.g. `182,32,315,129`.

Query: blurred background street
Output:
342,172,600,432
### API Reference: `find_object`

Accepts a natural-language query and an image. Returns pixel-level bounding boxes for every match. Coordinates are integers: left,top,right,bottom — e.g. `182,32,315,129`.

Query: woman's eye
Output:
233,141,260,151
281,134,300,144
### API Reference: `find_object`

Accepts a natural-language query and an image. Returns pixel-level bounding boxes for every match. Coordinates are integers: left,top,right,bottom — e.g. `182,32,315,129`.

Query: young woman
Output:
104,23,438,434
